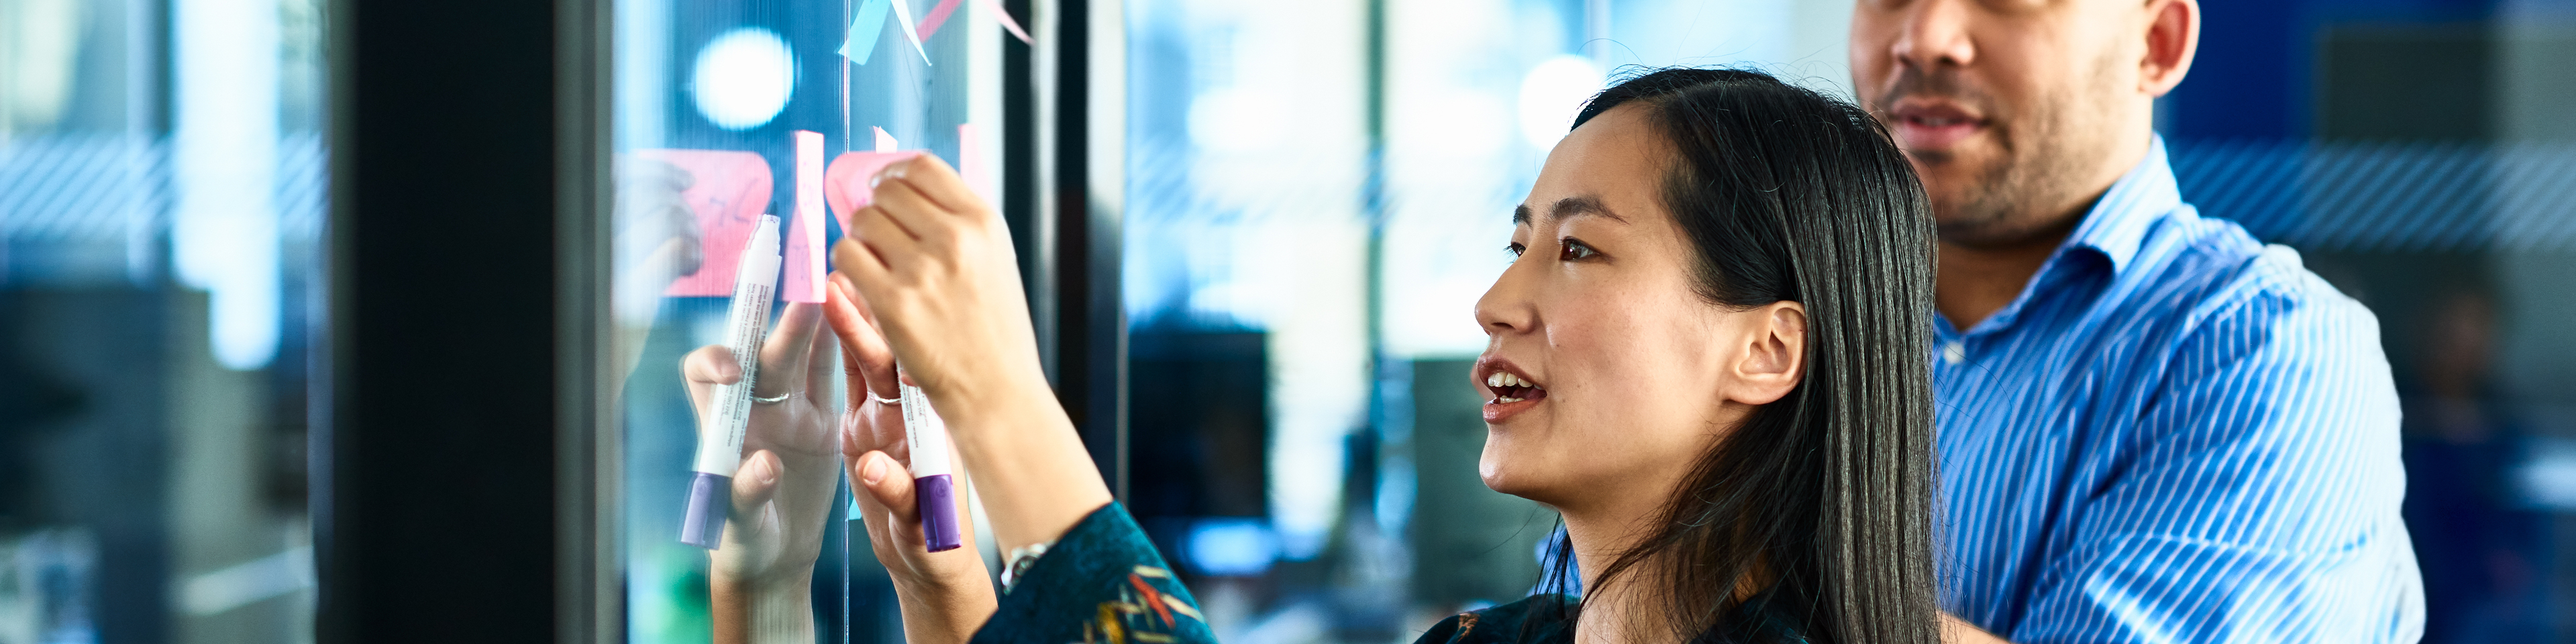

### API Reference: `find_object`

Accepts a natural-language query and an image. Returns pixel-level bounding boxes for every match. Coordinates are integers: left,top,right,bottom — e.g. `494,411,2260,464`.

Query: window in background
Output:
0,0,326,641
608,0,1006,641
2164,1,2576,641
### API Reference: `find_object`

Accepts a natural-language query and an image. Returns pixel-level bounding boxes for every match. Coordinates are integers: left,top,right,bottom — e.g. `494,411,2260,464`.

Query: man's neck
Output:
1934,225,2075,331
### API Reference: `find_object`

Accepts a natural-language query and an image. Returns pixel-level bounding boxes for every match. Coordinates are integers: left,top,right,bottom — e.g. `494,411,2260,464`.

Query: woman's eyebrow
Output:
1549,196,1626,223
1512,197,1627,226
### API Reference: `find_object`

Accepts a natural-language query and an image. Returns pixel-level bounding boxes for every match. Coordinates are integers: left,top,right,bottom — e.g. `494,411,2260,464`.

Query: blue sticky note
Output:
837,0,894,64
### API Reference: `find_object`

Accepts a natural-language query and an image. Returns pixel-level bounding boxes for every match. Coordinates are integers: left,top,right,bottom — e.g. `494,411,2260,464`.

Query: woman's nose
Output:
1474,261,1537,336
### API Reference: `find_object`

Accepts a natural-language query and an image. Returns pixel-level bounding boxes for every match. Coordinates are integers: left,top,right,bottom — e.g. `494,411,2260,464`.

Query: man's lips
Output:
1888,102,1986,151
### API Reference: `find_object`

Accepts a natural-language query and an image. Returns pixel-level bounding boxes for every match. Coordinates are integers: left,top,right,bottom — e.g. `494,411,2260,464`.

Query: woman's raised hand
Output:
825,276,998,644
680,303,841,643
827,154,1047,415
827,152,1112,557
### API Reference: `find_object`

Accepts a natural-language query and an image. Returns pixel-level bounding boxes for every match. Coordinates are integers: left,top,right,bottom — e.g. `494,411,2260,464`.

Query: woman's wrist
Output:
711,572,817,644
892,574,999,644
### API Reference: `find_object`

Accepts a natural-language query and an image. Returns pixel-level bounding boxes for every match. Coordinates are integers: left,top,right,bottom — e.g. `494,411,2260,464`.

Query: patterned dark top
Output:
1417,585,1812,644
971,503,1814,644
970,503,1216,644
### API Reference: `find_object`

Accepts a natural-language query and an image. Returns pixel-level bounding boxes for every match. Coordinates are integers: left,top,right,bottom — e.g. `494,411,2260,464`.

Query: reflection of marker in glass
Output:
899,373,964,552
681,215,782,549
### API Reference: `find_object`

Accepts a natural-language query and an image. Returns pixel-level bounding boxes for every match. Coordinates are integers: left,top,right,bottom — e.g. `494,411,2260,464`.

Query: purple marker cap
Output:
916,474,963,552
680,472,732,549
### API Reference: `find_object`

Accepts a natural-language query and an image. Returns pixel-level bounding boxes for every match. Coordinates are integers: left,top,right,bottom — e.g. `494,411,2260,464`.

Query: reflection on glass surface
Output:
611,0,1004,640
0,0,325,640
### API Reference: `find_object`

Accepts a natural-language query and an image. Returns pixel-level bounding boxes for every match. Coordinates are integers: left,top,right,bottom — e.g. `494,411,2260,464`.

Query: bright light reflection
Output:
1516,55,1605,151
691,28,796,131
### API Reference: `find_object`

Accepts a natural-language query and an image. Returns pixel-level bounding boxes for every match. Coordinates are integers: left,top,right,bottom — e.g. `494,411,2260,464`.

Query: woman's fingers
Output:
849,204,926,268
804,313,841,413
836,223,905,299
728,450,784,524
754,303,823,400
824,274,899,404
874,154,978,217
866,172,959,244
681,345,742,415
855,450,919,524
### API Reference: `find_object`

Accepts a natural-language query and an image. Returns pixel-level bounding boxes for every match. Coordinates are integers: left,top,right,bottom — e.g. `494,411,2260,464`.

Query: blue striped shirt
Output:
1933,137,2424,643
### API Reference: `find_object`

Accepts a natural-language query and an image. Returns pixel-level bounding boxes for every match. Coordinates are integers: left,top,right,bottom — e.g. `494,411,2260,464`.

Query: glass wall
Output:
1119,0,1850,641
1121,1,2576,643
0,0,325,641
608,0,1007,641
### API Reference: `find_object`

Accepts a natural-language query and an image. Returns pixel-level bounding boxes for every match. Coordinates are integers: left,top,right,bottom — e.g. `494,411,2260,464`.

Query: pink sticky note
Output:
825,151,917,235
637,150,774,297
980,0,1033,44
874,127,899,153
917,0,962,41
783,130,829,303
958,123,994,203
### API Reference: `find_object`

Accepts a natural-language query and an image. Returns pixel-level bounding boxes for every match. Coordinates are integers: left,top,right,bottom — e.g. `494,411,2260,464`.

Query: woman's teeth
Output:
1484,371,1543,402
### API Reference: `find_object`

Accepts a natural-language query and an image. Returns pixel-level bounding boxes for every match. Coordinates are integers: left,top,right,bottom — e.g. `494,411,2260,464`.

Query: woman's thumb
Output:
729,450,784,521
856,450,917,521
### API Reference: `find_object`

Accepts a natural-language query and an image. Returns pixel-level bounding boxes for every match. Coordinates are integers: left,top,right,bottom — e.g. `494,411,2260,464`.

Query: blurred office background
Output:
0,0,323,641
3,0,2576,643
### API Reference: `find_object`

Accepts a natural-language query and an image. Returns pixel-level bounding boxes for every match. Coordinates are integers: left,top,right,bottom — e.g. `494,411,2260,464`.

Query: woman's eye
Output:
1558,238,1599,261
1506,242,1527,258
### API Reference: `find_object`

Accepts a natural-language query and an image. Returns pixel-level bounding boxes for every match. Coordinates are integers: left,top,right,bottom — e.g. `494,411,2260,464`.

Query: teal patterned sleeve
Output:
968,503,1217,644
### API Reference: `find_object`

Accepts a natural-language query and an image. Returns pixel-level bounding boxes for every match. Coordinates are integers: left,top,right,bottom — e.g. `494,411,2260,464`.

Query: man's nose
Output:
1890,0,1976,70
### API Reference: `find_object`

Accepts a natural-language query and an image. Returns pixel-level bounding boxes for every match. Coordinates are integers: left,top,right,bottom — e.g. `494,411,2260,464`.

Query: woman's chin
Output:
1478,447,1569,504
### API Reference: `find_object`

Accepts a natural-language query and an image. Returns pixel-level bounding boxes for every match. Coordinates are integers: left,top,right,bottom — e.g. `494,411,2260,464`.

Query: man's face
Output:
1851,0,2147,247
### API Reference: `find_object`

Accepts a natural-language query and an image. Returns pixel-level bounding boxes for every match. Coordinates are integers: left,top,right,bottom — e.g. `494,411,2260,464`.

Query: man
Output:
1848,1,2424,643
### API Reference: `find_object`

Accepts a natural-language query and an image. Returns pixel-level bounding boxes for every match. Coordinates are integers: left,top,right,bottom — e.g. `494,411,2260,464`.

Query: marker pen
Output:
681,215,782,550
899,374,965,552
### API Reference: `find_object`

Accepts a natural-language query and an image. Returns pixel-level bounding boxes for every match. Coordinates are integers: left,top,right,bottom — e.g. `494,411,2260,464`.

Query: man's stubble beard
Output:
1882,53,2128,250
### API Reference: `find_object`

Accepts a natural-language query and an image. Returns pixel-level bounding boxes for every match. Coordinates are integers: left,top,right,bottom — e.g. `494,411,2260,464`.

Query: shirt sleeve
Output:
969,502,1219,644
2010,269,2424,644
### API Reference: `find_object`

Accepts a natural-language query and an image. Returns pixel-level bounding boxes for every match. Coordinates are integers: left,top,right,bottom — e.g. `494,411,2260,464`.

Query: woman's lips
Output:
1476,361,1546,423
1481,371,1548,423
1482,390,1545,423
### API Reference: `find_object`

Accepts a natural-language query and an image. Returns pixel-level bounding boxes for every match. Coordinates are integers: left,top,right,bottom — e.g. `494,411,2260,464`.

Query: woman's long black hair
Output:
1533,67,1939,644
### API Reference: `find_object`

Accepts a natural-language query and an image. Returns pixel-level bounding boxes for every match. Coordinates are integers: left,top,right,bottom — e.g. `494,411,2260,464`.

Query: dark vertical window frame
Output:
1025,0,1129,500
319,0,611,639
556,0,619,639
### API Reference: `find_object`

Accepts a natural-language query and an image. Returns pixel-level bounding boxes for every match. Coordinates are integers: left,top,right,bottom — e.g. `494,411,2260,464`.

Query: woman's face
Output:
1473,103,1805,515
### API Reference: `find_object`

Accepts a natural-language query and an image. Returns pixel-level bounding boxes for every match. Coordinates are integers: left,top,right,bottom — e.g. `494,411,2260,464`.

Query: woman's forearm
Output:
939,366,1115,553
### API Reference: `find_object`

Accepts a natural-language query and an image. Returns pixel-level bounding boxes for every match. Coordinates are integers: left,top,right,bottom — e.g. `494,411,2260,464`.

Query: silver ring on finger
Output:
752,392,792,404
869,392,900,405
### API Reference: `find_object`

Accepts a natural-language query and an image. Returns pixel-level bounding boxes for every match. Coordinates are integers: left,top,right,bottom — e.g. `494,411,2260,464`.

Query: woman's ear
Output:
1725,301,1806,405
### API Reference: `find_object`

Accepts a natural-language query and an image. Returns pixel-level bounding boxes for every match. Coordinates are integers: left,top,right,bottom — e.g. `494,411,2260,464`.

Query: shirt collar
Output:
2055,135,2182,276
1941,136,2181,337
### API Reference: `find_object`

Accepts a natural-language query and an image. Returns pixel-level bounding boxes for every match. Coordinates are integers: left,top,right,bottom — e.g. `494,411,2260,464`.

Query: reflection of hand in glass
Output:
617,157,707,297
825,276,998,644
615,156,709,392
680,303,841,644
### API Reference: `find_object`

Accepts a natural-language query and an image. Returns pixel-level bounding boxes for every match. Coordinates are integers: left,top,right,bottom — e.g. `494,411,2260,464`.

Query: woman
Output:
699,67,1941,644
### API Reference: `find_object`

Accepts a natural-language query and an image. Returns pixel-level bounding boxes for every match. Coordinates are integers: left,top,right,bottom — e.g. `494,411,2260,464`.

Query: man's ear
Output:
1727,301,1808,406
2140,0,2199,97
